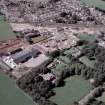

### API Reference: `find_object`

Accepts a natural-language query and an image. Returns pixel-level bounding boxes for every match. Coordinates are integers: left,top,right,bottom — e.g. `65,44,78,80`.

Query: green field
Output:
55,62,67,70
81,0,105,11
0,72,36,105
51,61,68,73
59,56,71,64
50,76,91,105
0,16,16,41
76,34,96,43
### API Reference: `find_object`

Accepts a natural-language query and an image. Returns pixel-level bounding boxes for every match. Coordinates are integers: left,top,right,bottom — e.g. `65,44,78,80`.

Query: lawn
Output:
50,76,91,105
0,15,16,41
0,72,37,105
52,62,68,72
81,0,105,11
64,49,73,56
59,56,71,64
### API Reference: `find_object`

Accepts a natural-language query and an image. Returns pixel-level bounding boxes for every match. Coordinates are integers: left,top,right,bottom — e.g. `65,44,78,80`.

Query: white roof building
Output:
2,56,18,69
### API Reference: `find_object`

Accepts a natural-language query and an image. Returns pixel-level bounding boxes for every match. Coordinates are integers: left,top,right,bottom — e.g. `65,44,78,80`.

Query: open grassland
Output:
50,76,91,105
81,0,105,11
0,16,16,41
0,72,36,105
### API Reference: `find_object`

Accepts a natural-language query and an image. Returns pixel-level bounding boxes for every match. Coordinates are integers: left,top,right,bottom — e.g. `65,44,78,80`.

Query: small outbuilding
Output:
0,59,11,71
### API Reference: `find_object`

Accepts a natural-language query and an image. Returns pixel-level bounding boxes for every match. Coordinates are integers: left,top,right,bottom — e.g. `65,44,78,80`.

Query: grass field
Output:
50,76,91,105
59,56,71,64
0,72,36,105
0,16,16,41
63,49,73,56
51,61,68,72
81,0,105,11
76,34,96,43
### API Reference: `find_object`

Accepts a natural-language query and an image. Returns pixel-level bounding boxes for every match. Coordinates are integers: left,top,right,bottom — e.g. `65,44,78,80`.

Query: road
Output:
34,22,105,30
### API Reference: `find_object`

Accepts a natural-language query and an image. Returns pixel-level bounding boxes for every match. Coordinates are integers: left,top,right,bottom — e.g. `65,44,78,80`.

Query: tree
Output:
17,66,55,105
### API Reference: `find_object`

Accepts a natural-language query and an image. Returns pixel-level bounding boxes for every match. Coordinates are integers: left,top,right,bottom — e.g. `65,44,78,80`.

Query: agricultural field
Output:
50,76,91,105
0,15,16,41
0,72,36,105
76,34,96,43
81,0,105,11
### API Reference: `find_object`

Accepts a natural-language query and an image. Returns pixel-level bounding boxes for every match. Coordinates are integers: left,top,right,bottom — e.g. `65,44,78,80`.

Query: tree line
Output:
17,66,57,105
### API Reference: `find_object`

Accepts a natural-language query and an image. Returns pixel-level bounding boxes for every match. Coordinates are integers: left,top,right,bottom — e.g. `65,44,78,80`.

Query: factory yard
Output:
50,76,91,105
0,16,16,41
23,54,49,68
0,72,36,105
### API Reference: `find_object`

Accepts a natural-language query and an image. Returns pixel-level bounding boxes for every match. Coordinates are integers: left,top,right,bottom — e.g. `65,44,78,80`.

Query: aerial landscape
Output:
0,0,105,105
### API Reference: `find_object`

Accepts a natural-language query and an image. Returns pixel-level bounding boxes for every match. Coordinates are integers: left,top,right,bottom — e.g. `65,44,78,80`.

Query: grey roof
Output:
12,48,40,63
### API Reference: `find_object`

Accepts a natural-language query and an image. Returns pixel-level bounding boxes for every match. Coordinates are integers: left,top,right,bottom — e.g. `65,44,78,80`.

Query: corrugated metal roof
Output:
12,48,40,63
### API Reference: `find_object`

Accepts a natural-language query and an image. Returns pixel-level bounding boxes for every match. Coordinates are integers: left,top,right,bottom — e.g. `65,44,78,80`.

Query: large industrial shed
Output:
12,48,41,63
